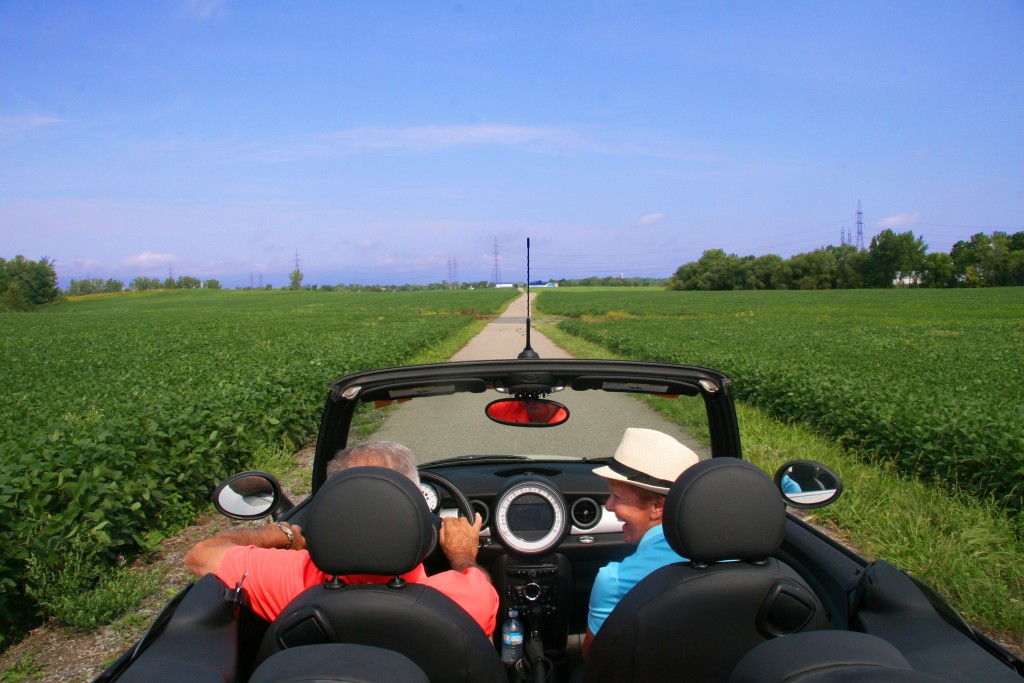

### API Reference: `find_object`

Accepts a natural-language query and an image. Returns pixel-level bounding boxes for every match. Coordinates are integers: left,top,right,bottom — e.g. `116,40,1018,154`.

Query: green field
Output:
537,287,1024,644
0,288,517,643
3,286,1022,648
537,287,1024,509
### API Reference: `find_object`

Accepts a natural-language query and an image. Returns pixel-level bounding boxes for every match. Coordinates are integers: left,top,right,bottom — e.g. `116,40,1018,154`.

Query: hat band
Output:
608,459,673,489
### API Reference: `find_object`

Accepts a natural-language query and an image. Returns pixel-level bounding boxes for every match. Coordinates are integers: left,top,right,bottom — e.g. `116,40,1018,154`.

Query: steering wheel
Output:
420,469,474,520
418,470,477,571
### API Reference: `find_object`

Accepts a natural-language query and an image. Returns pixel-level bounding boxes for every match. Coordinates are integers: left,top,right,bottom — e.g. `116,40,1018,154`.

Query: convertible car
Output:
95,356,1023,683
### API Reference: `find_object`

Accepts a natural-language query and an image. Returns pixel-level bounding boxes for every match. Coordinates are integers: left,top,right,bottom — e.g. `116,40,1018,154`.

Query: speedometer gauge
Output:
492,477,568,555
419,482,440,512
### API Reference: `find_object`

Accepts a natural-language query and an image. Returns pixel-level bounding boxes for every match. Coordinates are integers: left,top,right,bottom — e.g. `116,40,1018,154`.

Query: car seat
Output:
253,466,505,683
729,630,951,682
583,458,831,683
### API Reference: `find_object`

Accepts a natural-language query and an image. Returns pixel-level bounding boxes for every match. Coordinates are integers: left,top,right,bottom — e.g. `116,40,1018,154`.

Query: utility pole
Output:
856,201,865,250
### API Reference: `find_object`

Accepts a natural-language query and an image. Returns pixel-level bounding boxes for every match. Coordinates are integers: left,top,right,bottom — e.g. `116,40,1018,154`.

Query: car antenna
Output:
517,237,540,359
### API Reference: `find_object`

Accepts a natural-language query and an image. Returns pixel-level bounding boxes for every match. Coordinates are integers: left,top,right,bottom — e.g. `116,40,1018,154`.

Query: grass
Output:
0,647,41,683
539,321,1024,646
25,553,167,632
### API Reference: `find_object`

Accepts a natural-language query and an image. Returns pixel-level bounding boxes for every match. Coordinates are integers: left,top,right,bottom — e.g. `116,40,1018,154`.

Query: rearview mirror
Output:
213,470,294,520
485,398,569,427
774,460,843,508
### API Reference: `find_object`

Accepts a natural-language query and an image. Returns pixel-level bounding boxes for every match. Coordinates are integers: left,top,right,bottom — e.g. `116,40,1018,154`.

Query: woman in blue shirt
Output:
582,428,701,658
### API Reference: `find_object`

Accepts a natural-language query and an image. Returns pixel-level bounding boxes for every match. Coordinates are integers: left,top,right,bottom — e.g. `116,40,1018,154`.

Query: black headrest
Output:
664,458,785,564
305,467,435,577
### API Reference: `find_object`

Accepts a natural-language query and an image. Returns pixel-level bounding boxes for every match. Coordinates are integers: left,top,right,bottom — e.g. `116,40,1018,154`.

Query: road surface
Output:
371,293,709,463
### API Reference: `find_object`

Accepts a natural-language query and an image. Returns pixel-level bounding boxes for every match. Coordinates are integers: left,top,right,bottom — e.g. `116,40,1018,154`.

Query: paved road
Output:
371,293,709,463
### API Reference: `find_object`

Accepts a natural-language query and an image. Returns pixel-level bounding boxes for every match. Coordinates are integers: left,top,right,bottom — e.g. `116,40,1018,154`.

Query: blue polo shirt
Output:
587,524,687,635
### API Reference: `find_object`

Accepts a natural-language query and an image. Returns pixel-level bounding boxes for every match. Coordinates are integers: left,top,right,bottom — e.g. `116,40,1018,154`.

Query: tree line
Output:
667,230,1024,291
0,256,59,311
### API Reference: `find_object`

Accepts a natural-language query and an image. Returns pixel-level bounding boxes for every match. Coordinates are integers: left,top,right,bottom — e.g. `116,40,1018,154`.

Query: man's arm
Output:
439,513,488,578
184,522,305,577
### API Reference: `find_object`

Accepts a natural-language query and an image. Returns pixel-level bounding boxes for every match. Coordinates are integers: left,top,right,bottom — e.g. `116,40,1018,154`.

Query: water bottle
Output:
501,609,524,664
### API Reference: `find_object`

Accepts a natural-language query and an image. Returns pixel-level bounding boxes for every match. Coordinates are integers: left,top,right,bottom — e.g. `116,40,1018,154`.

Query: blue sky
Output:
2,1,1022,288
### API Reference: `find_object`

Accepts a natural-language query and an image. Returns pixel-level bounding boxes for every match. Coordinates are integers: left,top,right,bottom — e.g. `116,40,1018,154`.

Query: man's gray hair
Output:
326,441,420,486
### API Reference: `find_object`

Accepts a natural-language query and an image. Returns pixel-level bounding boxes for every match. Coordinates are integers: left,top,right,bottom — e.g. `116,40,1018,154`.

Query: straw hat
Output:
593,428,700,494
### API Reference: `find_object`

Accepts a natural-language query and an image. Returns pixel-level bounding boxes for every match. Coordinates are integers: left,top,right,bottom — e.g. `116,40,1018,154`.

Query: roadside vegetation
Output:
537,287,1024,647
0,288,517,649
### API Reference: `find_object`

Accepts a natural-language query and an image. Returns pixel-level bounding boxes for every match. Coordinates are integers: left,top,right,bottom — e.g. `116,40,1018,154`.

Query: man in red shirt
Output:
185,442,498,636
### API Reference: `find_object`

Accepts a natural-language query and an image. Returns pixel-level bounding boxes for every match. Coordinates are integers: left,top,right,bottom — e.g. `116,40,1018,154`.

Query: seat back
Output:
584,458,830,683
255,467,505,683
729,630,951,683
250,643,429,683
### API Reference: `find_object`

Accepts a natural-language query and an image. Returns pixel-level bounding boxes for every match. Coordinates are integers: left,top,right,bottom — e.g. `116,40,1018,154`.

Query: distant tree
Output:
289,269,303,289
0,256,59,310
202,279,222,290
748,254,790,290
176,275,201,289
788,249,835,289
1009,231,1024,253
951,232,995,286
163,277,177,289
668,249,742,290
130,276,162,291
1008,250,1024,286
921,252,955,288
826,244,866,289
66,279,102,296
864,229,926,287
67,278,125,295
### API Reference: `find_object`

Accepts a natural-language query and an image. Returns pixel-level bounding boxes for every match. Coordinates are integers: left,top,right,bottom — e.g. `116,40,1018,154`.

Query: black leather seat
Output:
729,630,952,682
250,644,429,683
253,466,505,683
583,458,831,683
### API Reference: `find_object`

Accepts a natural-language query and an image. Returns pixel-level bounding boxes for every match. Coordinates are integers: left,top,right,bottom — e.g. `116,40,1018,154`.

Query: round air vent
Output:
470,499,490,527
571,497,601,530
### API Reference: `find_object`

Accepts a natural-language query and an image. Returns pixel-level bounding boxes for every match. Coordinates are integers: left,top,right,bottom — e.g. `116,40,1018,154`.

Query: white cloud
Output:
0,115,64,142
637,213,666,226
879,212,921,227
181,0,224,21
123,251,177,268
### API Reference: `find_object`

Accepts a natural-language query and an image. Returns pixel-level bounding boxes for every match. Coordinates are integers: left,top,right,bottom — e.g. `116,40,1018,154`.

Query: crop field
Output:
0,288,516,642
538,287,1024,510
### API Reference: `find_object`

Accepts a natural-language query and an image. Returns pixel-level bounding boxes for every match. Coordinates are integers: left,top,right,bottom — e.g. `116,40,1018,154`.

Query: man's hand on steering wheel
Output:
440,513,488,577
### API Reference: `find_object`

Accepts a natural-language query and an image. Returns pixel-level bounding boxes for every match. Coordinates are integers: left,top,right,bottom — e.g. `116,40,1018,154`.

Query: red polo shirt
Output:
216,545,498,636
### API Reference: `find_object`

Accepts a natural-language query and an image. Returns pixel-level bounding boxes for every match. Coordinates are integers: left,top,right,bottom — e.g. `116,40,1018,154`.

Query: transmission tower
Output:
447,257,460,290
294,250,301,270
492,238,501,285
855,201,865,250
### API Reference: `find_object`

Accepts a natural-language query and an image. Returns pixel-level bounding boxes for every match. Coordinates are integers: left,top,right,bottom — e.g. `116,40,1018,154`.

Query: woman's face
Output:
604,480,664,545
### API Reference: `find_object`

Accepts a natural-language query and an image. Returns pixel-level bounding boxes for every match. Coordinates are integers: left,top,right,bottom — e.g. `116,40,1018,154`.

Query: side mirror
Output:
213,470,294,521
485,398,570,427
774,460,843,508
